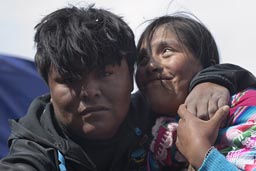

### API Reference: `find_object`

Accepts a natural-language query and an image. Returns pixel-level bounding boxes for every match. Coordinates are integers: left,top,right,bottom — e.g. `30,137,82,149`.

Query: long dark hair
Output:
137,13,220,68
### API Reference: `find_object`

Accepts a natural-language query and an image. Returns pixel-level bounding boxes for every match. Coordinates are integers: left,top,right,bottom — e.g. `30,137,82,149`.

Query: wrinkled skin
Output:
185,82,230,121
48,59,133,140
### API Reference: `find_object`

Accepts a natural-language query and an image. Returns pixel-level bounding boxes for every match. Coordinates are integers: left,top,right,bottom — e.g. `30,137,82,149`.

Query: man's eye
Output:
103,71,113,77
63,78,75,84
99,70,113,77
56,77,76,84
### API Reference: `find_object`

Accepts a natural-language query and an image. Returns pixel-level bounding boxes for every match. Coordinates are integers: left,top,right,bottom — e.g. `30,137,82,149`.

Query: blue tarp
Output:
0,54,49,158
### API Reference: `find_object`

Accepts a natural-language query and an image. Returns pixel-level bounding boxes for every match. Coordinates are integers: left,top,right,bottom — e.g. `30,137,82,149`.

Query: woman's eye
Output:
162,48,173,58
138,54,149,66
137,49,150,66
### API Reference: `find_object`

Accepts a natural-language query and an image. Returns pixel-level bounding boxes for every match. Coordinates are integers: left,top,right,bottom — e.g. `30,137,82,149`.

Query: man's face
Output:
48,59,133,140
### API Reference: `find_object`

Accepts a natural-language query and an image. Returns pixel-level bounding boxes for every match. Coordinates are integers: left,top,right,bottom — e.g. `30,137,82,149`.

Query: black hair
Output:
137,13,219,68
34,5,136,83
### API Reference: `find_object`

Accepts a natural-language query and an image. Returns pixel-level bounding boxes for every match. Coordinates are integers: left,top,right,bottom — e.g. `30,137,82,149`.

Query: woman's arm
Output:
198,148,240,171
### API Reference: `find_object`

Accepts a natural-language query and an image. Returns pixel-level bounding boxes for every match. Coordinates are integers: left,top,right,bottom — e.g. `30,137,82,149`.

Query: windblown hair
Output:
34,5,136,83
137,13,219,68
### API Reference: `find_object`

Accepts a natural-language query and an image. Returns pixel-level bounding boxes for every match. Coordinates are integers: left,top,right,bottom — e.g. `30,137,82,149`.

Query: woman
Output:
135,14,256,170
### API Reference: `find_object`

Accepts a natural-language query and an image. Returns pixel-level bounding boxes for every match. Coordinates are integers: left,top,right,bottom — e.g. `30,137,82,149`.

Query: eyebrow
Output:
152,39,182,53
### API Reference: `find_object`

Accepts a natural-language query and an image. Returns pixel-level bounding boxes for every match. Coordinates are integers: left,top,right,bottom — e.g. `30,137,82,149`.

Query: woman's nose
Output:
146,58,163,74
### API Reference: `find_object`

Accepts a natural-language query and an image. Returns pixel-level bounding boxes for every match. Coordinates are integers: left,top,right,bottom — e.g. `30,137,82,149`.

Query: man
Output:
0,5,150,170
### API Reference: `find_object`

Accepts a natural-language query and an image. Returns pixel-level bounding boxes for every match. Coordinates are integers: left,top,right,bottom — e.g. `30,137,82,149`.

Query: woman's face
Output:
136,25,203,116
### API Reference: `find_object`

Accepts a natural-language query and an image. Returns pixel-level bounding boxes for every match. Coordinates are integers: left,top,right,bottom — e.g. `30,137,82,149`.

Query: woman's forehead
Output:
140,25,180,49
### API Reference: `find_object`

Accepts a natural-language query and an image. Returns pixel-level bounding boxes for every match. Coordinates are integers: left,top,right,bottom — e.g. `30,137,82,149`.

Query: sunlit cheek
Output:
56,87,78,108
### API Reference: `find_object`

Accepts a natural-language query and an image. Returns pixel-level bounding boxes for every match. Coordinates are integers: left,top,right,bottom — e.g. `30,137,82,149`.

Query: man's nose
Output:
80,79,101,99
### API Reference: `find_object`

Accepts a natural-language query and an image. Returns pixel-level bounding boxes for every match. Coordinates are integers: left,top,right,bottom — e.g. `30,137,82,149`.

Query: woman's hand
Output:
175,104,229,169
185,82,230,120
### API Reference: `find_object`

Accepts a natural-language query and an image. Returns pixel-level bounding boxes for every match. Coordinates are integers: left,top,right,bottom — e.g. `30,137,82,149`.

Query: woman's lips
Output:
146,75,173,85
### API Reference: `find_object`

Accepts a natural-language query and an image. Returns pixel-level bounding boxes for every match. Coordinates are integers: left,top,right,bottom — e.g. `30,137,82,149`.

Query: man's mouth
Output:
80,106,109,115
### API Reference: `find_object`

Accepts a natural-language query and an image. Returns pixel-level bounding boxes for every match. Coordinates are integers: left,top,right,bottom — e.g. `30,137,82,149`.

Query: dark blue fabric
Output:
0,54,49,158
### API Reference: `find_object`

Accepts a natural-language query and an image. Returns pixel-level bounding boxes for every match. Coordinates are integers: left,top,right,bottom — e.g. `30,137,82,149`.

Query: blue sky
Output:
1,0,256,75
